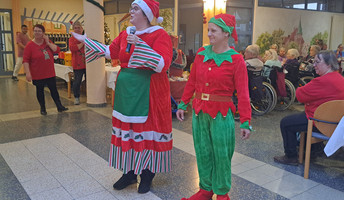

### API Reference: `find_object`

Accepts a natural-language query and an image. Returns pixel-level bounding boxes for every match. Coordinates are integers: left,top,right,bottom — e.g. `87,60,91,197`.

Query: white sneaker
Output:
74,98,80,105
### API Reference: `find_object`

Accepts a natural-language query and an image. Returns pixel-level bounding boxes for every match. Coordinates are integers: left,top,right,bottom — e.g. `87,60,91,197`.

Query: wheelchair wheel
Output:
251,82,277,116
275,79,296,111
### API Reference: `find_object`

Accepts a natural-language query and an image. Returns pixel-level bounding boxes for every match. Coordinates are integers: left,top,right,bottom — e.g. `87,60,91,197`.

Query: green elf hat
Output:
209,14,238,43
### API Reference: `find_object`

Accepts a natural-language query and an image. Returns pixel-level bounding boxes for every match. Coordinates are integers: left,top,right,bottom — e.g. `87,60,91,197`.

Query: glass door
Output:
0,9,15,75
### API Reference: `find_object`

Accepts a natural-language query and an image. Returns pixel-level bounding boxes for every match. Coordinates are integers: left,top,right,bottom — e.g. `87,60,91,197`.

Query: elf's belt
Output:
195,92,232,102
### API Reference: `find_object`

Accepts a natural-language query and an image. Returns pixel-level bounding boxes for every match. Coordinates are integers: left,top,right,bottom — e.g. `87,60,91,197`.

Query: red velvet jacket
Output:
181,47,251,124
296,72,344,118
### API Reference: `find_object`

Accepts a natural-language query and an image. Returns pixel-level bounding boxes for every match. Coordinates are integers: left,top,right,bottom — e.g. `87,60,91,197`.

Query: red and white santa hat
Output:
132,0,163,24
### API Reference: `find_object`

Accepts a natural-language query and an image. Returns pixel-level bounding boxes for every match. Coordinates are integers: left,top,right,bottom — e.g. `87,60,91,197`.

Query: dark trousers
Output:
73,69,86,98
280,112,320,158
32,77,63,110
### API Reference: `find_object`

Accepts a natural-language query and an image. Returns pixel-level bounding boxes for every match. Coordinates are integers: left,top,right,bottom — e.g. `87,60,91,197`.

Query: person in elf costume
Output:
176,14,252,200
72,0,173,194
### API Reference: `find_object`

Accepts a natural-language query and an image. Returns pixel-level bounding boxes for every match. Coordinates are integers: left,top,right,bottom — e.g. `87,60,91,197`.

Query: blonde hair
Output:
72,21,83,29
287,48,299,59
264,49,278,61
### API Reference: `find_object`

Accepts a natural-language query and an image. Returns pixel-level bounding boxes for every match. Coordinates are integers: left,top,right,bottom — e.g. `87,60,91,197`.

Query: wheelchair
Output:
232,66,277,120
298,61,316,87
264,65,296,111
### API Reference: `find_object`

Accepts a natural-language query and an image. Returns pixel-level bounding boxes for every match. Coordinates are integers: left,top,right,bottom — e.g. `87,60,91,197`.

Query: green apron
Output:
113,68,155,123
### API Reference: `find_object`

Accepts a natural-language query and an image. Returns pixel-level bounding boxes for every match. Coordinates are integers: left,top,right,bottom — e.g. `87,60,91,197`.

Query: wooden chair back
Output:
313,100,344,137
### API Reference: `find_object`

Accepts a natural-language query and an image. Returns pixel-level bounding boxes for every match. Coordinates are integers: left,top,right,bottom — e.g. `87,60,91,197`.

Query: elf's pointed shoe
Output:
216,193,230,200
181,189,214,200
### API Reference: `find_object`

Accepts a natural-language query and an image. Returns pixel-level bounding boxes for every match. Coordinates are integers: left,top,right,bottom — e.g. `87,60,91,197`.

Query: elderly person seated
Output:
284,48,300,88
274,50,344,165
300,45,321,76
262,49,282,77
278,47,287,64
244,44,264,71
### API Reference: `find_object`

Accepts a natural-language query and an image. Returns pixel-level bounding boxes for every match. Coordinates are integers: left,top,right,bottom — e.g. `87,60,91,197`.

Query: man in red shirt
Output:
69,21,86,105
12,25,30,81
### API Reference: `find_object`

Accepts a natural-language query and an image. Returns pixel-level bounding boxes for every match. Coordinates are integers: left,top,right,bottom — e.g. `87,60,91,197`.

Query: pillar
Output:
83,0,107,106
174,0,178,36
12,0,20,70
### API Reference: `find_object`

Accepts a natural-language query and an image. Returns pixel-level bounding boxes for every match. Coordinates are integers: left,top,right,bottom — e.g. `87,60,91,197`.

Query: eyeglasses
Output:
129,6,140,13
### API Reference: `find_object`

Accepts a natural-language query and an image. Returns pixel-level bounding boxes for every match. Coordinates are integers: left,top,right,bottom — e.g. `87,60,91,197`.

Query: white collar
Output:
126,26,163,35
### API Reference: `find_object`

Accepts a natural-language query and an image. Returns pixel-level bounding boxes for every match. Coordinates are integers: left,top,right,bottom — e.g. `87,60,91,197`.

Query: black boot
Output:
57,106,68,112
113,171,137,190
40,107,47,115
138,169,155,194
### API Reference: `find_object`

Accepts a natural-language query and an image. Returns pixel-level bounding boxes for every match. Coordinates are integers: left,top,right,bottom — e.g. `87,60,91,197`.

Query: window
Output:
258,0,344,13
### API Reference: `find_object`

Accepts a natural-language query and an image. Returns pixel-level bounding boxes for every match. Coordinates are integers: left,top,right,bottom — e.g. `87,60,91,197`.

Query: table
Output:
54,63,73,98
54,63,120,101
105,65,121,107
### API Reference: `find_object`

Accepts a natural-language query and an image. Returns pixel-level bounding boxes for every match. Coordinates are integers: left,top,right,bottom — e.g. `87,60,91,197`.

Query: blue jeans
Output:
73,69,86,98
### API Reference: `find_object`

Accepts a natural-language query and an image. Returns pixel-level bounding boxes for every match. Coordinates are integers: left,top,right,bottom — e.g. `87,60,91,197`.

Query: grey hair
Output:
310,45,321,54
245,44,260,58
287,48,299,59
317,50,339,71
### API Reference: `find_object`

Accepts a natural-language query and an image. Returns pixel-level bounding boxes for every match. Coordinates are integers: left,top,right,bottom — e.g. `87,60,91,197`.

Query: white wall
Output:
253,6,344,51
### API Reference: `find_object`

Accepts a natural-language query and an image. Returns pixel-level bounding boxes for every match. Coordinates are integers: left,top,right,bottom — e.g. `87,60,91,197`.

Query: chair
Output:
298,100,344,179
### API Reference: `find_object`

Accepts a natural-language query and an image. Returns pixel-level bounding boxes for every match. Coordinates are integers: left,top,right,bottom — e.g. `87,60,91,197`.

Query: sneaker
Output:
12,76,18,81
74,98,80,105
273,155,298,166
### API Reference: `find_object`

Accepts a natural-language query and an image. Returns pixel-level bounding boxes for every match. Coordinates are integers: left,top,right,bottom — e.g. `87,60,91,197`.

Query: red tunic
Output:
69,36,86,70
109,27,173,150
181,47,251,124
23,41,60,80
296,72,344,118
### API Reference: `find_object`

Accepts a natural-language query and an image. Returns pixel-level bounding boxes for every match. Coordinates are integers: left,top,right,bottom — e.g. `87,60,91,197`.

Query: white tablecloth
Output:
105,65,120,90
54,63,73,82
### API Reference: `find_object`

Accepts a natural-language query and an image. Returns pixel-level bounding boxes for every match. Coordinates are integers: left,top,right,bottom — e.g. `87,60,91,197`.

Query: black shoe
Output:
274,155,298,166
57,106,68,112
40,109,47,115
138,169,155,194
113,171,137,190
12,76,18,81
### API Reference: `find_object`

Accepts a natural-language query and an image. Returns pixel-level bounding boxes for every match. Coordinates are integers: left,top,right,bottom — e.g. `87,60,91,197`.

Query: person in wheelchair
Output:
262,49,282,78
299,45,321,79
244,45,264,101
284,48,300,89
274,50,344,165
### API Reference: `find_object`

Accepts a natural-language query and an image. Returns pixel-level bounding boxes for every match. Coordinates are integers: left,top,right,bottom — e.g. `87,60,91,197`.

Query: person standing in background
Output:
334,44,344,74
69,21,86,105
23,24,68,115
12,25,30,81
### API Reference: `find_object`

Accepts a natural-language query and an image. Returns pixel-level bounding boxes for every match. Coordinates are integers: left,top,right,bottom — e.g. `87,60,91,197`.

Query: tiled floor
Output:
1,76,344,200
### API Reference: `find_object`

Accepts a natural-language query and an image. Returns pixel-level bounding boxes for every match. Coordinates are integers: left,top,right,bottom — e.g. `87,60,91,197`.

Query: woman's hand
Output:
127,34,139,45
26,73,32,82
71,32,86,43
240,128,251,140
176,109,185,121
43,35,50,43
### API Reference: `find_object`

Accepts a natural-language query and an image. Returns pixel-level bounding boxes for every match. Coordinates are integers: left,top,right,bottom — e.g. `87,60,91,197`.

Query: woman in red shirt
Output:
274,50,344,165
23,24,68,115
69,21,86,105
176,14,251,200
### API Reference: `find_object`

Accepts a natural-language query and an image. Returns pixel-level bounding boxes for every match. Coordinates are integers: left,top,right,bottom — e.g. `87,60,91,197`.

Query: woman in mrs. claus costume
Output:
72,0,173,194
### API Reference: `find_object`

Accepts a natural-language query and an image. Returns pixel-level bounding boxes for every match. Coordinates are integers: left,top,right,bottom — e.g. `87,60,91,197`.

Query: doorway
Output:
0,9,15,75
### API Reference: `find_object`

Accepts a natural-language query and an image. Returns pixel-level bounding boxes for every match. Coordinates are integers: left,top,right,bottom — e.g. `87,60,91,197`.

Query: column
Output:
83,0,107,106
174,0,178,36
12,0,20,67
202,0,215,46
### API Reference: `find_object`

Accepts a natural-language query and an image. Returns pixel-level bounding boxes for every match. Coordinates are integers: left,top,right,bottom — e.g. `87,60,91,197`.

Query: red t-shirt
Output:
69,36,86,70
23,40,60,80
